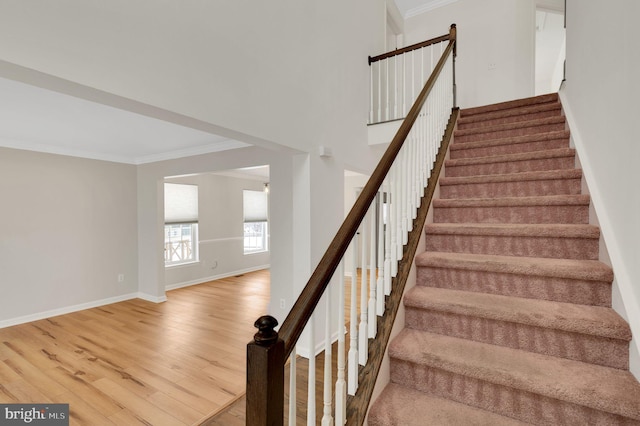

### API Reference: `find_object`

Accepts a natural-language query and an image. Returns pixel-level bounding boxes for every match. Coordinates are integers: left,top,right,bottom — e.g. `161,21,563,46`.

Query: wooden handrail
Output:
246,23,457,425
368,24,455,65
279,31,456,358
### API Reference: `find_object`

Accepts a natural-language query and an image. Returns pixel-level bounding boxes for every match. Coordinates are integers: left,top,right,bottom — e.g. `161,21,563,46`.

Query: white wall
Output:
0,1,386,172
561,0,640,378
0,147,138,325
404,0,536,109
164,174,269,289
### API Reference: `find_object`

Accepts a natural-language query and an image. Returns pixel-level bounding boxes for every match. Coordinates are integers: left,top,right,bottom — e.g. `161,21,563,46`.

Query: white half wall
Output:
0,147,138,324
561,0,640,378
404,0,536,109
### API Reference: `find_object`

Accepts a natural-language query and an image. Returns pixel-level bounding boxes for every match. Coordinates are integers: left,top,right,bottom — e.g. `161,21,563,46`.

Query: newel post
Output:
246,315,285,425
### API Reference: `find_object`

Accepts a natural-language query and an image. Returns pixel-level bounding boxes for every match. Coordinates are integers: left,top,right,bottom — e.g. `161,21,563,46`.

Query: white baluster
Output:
347,236,358,395
307,315,316,426
411,50,415,105
401,146,409,246
402,54,407,117
322,287,333,426
368,200,377,338
358,212,368,366
377,61,382,123
394,56,398,119
377,192,385,315
385,58,390,121
369,60,374,124
390,166,399,278
289,346,296,426
384,188,392,296
335,262,346,425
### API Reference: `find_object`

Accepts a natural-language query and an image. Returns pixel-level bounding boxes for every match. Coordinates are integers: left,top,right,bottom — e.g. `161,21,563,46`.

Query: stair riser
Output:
457,109,561,130
390,360,637,425
445,156,575,177
416,267,612,306
440,177,582,198
405,308,628,369
455,123,566,143
424,234,599,260
433,205,589,224
450,138,569,160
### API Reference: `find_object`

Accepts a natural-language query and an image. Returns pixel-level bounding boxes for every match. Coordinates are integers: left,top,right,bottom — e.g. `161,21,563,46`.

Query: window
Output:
164,183,198,266
243,189,268,254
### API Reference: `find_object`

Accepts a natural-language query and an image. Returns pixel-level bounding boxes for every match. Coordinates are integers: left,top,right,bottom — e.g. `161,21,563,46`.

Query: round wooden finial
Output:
253,315,279,346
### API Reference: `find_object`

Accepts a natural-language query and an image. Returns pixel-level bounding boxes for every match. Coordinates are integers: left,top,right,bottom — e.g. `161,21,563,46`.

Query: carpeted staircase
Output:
368,93,640,425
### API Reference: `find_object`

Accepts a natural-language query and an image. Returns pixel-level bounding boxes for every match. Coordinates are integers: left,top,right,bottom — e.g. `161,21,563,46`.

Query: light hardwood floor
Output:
0,270,270,425
207,273,364,425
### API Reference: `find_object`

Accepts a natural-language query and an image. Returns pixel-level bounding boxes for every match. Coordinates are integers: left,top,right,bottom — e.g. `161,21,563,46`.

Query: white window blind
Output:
243,190,268,223
165,183,198,224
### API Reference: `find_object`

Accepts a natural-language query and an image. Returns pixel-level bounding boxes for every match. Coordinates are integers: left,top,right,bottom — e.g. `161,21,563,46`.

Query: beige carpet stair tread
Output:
460,93,559,117
445,147,575,167
404,286,630,340
425,222,600,238
454,116,565,137
369,383,528,426
415,252,614,282
458,102,561,125
440,168,582,186
450,130,570,151
390,329,640,421
433,194,590,208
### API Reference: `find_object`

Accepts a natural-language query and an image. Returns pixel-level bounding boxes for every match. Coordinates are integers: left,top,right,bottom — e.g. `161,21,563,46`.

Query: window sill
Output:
165,260,200,269
244,250,269,256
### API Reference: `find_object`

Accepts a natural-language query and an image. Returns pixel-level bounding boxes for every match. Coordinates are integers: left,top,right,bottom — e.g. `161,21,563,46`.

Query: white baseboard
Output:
0,292,140,329
165,264,270,291
137,292,168,303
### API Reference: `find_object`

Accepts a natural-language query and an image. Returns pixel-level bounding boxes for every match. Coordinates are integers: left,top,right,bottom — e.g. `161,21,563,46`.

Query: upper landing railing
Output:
369,27,457,125
246,24,458,426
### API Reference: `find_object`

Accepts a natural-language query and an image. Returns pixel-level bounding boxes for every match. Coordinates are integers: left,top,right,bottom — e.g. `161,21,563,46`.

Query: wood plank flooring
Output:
0,270,270,425
206,273,364,425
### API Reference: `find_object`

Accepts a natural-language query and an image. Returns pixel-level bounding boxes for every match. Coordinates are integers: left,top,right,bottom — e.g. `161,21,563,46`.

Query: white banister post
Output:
377,61,382,123
394,56,398,119
368,200,377,338
358,211,369,366
307,314,316,426
385,58,390,121
347,236,358,395
384,184,392,296
369,61,374,124
335,262,346,425
321,286,333,426
377,192,385,315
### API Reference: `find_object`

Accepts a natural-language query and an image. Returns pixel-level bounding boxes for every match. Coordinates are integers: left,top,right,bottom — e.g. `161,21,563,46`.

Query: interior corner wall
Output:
163,174,269,289
561,0,640,377
403,0,536,109
0,147,138,324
